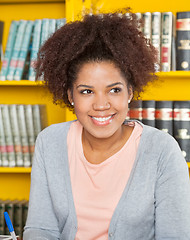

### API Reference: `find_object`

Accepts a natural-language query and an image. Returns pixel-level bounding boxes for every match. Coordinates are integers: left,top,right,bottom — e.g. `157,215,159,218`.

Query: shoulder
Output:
140,123,179,152
140,123,188,173
37,120,75,143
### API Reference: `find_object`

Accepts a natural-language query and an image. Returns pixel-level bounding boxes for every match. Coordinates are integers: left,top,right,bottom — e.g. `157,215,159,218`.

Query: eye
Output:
110,87,122,93
80,89,93,94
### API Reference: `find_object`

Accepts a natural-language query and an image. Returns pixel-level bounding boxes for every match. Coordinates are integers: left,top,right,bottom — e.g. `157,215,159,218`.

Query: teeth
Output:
92,116,112,122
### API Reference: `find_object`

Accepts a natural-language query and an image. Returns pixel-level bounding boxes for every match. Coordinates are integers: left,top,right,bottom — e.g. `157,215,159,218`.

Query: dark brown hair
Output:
35,10,158,110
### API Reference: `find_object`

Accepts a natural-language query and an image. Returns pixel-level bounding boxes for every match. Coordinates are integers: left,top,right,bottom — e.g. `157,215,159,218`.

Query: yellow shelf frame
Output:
0,71,190,86
0,167,31,173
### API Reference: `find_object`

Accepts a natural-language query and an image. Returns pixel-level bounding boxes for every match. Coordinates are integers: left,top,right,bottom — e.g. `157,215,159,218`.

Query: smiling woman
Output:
23,10,190,240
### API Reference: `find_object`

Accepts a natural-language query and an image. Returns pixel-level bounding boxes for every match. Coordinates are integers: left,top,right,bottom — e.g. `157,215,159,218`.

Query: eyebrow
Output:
76,82,124,89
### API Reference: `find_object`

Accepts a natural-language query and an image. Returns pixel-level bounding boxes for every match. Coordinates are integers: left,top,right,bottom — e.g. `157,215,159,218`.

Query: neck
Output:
82,124,132,155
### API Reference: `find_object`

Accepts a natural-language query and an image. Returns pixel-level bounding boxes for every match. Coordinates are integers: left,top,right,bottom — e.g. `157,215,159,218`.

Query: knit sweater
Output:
23,120,190,240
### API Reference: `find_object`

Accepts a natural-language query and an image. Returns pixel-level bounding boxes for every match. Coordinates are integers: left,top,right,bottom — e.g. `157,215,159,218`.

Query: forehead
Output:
74,61,128,86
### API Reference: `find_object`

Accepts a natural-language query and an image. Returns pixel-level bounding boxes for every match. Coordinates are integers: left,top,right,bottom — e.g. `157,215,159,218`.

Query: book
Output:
128,100,142,122
14,20,34,81
7,20,27,80
17,105,31,167
32,105,47,139
161,12,174,72
40,18,49,46
9,105,23,166
22,201,28,233
155,101,173,135
151,12,161,72
28,19,42,81
1,105,16,167
0,21,19,81
24,105,35,163
173,101,190,162
48,19,56,38
0,21,4,63
176,11,190,71
142,100,155,127
0,105,8,167
0,200,5,235
142,12,152,41
56,18,66,30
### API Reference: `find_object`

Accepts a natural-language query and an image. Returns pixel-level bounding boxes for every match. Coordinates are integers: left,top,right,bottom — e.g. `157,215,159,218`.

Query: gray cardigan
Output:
23,120,190,240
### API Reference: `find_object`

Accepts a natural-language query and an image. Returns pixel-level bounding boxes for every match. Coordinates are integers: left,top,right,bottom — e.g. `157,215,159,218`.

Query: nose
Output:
92,95,111,111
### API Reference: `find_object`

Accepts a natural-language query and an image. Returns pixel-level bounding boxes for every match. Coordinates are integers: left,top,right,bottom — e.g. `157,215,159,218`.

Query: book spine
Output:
14,20,34,81
161,12,173,72
56,18,66,30
128,100,142,122
17,105,31,167
142,12,152,41
7,20,27,80
48,19,56,37
9,105,24,166
22,201,28,233
142,100,155,127
5,201,14,235
0,105,9,167
151,12,161,72
0,21,19,81
173,101,190,162
155,101,173,135
176,11,190,70
135,13,142,31
25,105,35,163
32,104,47,139
0,201,5,235
14,201,23,237
28,19,42,81
1,105,16,167
40,18,49,46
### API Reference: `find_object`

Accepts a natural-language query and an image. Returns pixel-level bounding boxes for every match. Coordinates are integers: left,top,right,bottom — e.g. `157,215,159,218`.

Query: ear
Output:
128,86,133,102
67,89,73,105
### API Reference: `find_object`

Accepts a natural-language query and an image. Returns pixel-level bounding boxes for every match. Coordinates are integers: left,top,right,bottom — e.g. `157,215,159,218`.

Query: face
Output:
68,61,133,140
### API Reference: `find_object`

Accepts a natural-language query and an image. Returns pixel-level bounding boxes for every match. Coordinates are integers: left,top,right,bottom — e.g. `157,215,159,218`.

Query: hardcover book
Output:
9,105,23,166
14,20,34,81
1,105,16,167
173,101,190,162
0,21,19,80
176,11,190,71
161,12,174,72
28,19,42,81
0,105,8,167
142,100,155,127
128,100,142,122
6,20,27,80
151,12,161,71
155,101,173,135
17,105,31,167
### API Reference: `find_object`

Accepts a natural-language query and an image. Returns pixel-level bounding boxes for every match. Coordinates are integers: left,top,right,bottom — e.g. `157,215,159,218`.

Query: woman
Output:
23,12,190,240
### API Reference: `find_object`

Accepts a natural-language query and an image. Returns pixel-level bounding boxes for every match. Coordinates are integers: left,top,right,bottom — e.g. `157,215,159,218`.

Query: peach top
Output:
67,120,143,240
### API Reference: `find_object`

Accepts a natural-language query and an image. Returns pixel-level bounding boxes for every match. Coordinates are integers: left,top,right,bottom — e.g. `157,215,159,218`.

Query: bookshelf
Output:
0,0,190,201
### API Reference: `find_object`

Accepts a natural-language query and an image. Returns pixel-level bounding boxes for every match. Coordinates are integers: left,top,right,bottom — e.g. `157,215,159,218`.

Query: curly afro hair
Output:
35,10,158,110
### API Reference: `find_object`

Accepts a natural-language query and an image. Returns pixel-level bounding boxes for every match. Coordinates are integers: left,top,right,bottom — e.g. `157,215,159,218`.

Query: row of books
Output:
0,104,47,167
128,100,190,162
0,18,66,81
0,199,28,238
134,11,190,72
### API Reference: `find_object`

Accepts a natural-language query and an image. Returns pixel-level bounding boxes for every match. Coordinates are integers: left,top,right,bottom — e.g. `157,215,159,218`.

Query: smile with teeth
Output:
92,116,112,122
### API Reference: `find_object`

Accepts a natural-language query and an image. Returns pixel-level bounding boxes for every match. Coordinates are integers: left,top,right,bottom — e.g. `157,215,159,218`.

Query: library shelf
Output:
0,167,31,173
156,71,190,79
0,80,44,86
